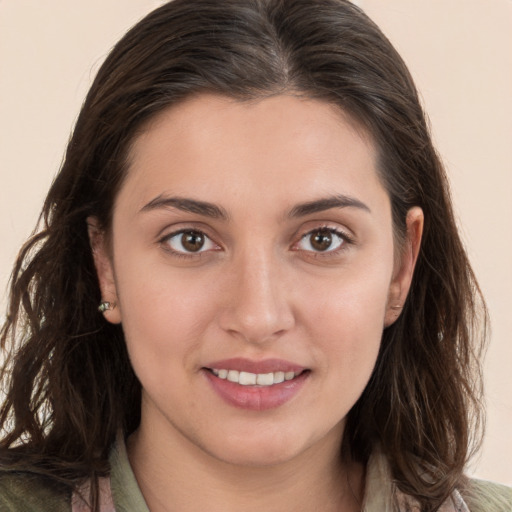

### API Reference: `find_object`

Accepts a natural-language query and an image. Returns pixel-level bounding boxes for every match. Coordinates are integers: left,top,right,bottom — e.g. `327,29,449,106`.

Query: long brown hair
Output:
1,1,487,510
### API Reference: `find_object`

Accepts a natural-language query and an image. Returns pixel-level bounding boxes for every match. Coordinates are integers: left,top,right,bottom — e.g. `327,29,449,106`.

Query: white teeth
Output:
211,368,301,386
273,371,285,384
256,372,274,386
227,370,239,383
239,371,257,386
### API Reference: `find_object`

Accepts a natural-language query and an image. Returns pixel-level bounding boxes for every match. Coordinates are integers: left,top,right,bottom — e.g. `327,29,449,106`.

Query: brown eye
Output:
165,230,217,254
310,229,334,251
181,231,205,252
297,228,345,253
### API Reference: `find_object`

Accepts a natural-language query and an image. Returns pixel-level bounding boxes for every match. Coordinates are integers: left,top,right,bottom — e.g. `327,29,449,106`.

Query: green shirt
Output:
1,437,511,511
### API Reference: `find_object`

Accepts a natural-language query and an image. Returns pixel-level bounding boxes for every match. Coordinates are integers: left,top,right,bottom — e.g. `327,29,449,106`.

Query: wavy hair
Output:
0,1,487,510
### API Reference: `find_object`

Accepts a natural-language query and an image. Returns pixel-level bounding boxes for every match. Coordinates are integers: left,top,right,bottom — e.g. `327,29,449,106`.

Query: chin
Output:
214,443,303,468
198,425,320,468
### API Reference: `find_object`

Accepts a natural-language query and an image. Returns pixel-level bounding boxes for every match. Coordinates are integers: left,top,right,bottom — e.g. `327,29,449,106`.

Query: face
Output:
91,94,422,468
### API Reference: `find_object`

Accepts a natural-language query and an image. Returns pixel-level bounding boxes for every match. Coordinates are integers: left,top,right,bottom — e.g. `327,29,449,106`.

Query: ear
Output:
87,216,122,324
384,207,424,327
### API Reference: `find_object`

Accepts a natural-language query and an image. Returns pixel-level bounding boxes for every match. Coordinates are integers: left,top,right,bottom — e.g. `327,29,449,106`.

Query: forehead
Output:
120,93,385,215
130,94,373,163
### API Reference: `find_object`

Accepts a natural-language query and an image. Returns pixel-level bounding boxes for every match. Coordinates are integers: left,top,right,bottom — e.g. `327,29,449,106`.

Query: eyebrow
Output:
140,193,370,220
288,194,371,217
140,195,229,220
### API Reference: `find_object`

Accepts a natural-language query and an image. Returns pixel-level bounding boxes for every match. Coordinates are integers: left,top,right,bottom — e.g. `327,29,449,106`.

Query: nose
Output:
218,246,295,345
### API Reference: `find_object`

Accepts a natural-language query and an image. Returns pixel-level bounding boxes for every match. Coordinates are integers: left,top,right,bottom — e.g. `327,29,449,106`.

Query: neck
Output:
127,420,364,512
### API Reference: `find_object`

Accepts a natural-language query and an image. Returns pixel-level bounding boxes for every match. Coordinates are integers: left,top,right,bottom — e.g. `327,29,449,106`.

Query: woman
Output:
0,0,510,510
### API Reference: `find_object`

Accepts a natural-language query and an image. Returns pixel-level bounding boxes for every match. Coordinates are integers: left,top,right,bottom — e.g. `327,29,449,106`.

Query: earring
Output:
98,301,116,313
391,304,402,310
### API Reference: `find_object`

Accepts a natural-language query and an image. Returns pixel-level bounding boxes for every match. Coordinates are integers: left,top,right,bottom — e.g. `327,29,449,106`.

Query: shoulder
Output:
0,470,69,512
461,478,512,512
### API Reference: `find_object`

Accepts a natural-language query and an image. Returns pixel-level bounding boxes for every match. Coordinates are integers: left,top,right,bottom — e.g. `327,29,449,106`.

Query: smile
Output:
203,361,309,410
210,369,302,386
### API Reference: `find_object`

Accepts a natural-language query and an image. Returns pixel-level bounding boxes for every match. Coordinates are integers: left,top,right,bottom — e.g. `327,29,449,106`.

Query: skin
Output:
89,94,423,512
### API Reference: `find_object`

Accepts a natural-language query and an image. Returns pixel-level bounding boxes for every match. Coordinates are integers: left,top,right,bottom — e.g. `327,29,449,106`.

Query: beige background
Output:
0,0,510,485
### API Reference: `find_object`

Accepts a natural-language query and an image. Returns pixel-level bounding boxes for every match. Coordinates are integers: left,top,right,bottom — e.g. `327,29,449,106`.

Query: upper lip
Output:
204,358,306,374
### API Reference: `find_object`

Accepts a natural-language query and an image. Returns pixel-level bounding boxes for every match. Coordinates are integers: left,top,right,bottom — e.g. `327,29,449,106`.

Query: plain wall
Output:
1,0,511,485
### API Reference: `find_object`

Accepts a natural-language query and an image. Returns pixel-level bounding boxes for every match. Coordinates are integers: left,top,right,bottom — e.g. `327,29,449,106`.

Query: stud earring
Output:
391,304,403,310
98,301,116,313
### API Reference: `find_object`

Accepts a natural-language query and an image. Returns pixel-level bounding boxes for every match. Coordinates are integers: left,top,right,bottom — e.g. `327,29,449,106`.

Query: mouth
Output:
202,359,310,410
206,368,308,387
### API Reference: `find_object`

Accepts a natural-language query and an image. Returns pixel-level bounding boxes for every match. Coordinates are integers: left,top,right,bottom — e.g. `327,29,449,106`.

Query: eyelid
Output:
292,225,355,255
156,222,354,259
159,227,221,256
156,220,220,244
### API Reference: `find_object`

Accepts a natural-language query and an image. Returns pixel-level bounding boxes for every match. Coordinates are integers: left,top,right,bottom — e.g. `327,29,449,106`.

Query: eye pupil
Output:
181,231,205,252
311,229,333,251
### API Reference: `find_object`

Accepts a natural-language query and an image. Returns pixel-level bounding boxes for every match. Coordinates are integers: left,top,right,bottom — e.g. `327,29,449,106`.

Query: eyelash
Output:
159,229,220,258
159,226,354,259
294,226,354,258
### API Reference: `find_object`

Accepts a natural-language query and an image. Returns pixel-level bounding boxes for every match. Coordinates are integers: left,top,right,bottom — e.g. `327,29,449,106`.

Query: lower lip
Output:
203,370,309,411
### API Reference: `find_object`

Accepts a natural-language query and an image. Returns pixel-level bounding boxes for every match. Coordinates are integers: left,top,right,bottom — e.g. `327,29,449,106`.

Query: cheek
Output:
302,255,392,393
303,252,392,336
113,253,219,372
310,287,385,373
